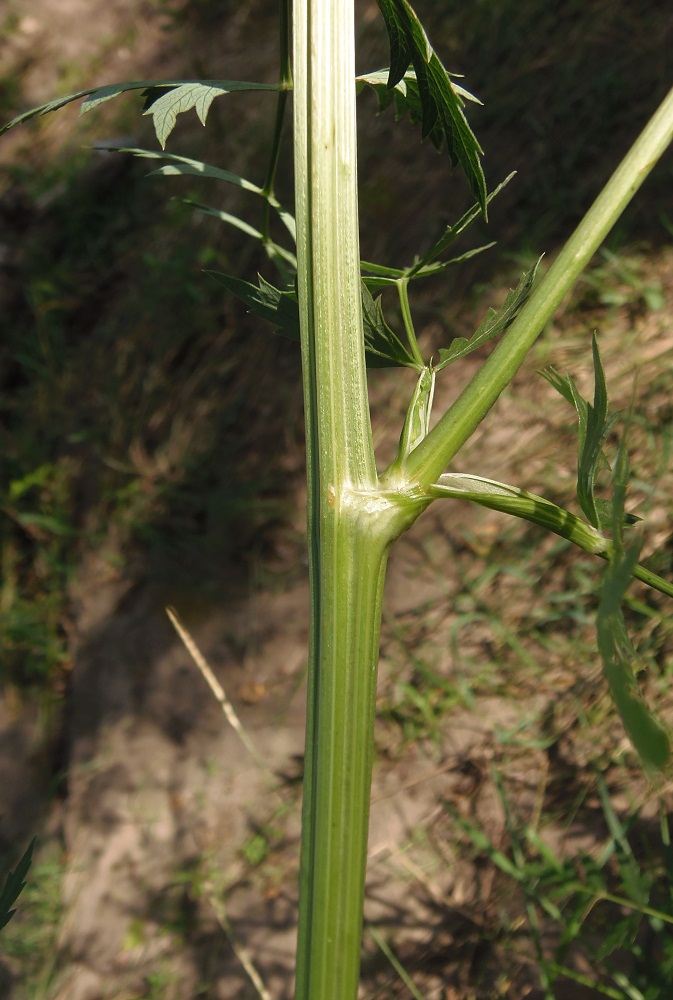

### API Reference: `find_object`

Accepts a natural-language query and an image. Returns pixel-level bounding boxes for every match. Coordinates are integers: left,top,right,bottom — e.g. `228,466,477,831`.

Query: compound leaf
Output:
207,272,300,341
373,0,486,214
436,259,540,371
541,335,628,531
361,283,419,369
408,173,514,276
597,441,671,773
102,147,297,242
2,80,275,136
211,273,418,368
142,83,226,148
187,201,297,271
428,473,608,555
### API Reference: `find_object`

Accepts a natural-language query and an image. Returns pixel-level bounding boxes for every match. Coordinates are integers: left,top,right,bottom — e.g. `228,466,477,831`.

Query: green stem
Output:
624,558,673,600
397,277,424,367
292,0,389,996
293,0,376,493
261,90,289,242
290,10,673,993
295,523,390,1000
278,0,293,88
393,84,673,490
261,0,293,239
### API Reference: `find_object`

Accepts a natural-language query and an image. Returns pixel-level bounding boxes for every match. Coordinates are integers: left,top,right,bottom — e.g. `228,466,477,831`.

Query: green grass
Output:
441,768,673,999
363,242,673,994
0,842,65,999
0,149,300,693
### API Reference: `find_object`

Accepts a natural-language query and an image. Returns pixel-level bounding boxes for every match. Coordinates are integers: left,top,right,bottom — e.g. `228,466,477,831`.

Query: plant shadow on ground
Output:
1,0,673,997
359,764,673,999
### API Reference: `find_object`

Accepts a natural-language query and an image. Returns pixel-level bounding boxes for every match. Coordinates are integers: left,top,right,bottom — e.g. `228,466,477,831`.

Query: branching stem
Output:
392,84,673,491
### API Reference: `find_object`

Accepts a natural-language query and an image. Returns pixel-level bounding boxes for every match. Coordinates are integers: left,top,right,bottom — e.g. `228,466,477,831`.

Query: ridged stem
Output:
292,1,389,997
391,84,673,491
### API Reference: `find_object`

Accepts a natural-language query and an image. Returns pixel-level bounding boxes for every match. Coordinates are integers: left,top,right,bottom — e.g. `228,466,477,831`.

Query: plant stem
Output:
295,522,390,1000
398,277,424,367
293,0,375,493
393,84,673,490
292,0,390,996
261,0,292,240
291,8,673,991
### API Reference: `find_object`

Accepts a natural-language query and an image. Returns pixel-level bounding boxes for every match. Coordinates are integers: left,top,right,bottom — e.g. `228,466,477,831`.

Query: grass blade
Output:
0,838,37,931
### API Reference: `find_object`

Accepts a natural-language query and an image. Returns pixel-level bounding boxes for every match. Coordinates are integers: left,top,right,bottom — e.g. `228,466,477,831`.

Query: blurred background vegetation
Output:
1,0,670,694
1,0,673,996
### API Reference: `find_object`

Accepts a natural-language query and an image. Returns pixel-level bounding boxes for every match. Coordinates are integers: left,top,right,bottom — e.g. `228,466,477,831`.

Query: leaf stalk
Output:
394,84,673,490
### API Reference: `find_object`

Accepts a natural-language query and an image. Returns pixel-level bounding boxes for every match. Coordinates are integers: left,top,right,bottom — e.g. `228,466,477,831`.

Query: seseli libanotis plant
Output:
4,0,673,996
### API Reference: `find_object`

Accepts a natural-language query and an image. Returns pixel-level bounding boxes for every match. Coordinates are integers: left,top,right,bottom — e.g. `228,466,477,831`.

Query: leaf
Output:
445,805,524,881
361,260,406,285
209,273,418,369
594,775,648,907
428,473,609,555
389,367,436,477
540,365,589,428
142,83,228,148
1,80,276,137
109,145,265,190
417,243,496,274
540,334,628,531
357,176,511,291
408,173,515,276
596,441,671,773
0,838,36,931
207,272,301,341
100,147,297,242
579,334,612,527
372,0,486,214
435,259,541,371
190,203,265,240
1,88,98,133
358,69,471,130
8,464,55,501
185,201,297,271
360,284,419,369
